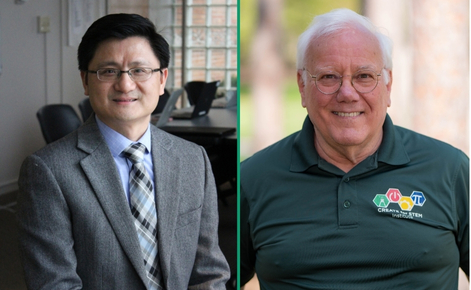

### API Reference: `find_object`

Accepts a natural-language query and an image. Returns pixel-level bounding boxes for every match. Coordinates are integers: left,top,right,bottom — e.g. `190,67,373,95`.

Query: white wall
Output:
0,0,104,194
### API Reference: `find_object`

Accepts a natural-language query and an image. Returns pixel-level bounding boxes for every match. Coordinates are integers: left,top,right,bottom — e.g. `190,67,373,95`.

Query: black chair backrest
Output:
78,98,94,122
37,104,82,144
184,81,208,105
189,80,220,118
153,88,171,115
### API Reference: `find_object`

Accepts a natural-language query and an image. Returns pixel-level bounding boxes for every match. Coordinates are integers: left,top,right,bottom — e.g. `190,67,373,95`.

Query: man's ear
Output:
80,71,90,96
159,68,169,95
386,69,393,107
297,70,307,108
386,69,393,93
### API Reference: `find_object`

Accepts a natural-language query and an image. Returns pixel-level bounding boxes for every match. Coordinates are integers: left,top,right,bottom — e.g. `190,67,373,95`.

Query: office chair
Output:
78,97,94,122
184,81,211,105
152,88,171,115
37,104,82,144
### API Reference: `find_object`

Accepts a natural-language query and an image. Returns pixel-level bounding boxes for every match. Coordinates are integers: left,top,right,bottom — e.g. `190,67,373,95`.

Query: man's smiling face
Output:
81,36,167,133
298,25,392,150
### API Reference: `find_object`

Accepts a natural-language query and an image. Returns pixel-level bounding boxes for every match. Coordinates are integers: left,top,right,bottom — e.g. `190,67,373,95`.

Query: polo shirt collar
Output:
290,116,319,172
376,114,410,165
290,114,410,173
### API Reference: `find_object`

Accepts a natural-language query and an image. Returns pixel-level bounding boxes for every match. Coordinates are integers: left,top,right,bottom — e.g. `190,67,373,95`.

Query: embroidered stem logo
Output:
373,188,426,212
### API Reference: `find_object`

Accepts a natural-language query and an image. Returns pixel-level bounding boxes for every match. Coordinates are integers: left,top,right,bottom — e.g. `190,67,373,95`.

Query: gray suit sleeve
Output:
16,154,82,290
187,147,230,290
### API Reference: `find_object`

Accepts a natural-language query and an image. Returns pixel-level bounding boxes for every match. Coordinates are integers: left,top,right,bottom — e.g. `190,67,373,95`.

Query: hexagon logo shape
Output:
373,194,390,208
398,196,414,211
410,191,426,206
386,188,402,203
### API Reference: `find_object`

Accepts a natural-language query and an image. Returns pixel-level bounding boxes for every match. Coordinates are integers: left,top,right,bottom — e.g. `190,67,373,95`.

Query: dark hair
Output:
77,13,170,71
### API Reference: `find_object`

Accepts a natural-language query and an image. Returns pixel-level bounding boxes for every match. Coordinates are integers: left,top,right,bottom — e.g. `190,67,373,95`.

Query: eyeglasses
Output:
303,68,382,94
86,67,163,82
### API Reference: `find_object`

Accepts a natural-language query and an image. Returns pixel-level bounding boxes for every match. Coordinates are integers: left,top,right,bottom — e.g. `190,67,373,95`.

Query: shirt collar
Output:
376,114,410,165
290,114,410,173
95,115,152,157
290,116,320,172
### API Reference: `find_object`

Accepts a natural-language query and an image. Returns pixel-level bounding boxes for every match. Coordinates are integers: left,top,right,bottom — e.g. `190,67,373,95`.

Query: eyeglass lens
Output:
96,68,156,82
315,70,379,94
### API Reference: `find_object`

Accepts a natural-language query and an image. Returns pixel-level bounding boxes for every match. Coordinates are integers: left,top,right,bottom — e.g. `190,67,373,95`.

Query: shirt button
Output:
343,200,351,208
344,177,350,182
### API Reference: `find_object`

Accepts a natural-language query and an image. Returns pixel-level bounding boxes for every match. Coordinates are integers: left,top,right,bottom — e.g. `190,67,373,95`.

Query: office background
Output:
0,0,237,289
0,0,237,195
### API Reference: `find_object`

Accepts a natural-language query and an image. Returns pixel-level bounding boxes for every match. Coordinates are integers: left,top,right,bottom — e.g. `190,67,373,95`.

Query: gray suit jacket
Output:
17,117,230,290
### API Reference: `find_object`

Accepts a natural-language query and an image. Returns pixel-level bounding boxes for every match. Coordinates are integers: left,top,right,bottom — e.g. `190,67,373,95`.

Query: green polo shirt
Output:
240,115,469,290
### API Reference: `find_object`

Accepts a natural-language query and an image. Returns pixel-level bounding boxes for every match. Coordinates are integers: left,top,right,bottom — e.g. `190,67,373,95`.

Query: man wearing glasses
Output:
240,8,468,289
17,14,229,290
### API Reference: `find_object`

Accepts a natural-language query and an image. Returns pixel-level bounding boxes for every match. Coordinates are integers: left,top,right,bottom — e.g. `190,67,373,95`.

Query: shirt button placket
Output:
338,176,357,227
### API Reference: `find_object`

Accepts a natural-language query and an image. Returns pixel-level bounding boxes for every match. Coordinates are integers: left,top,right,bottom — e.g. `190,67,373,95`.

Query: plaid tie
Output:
123,143,161,290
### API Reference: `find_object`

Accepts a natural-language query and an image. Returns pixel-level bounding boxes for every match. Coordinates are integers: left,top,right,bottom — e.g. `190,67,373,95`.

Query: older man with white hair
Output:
240,8,468,289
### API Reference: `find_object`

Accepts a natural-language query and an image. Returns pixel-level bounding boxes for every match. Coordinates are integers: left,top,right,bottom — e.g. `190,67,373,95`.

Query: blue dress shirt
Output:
95,116,155,205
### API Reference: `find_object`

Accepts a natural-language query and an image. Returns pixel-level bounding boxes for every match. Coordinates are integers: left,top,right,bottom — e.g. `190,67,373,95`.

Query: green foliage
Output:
240,0,257,64
283,0,361,34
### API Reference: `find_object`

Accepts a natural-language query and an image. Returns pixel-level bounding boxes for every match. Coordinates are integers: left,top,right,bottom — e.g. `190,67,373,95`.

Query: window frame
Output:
150,0,237,94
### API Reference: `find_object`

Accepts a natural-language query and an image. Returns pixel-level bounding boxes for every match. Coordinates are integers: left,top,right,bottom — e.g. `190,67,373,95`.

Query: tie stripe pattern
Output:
123,143,161,290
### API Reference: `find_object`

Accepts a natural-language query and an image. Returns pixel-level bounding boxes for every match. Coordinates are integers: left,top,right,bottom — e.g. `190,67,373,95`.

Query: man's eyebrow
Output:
95,60,153,68
128,60,153,67
314,66,338,72
356,65,379,71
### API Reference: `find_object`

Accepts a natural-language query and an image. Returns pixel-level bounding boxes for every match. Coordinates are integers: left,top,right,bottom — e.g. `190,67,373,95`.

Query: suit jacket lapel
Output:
151,126,181,285
77,118,149,285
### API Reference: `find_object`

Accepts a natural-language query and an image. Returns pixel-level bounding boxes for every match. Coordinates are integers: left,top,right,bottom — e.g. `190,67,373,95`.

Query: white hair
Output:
297,8,393,84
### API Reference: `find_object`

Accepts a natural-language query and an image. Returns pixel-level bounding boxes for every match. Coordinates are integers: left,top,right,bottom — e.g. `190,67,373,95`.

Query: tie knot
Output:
123,143,147,164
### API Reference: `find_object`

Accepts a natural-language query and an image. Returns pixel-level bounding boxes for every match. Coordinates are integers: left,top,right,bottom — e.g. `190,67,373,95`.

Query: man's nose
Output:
114,72,136,92
336,79,360,103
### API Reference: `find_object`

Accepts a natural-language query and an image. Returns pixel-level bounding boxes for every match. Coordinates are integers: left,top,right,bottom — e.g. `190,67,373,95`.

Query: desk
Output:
160,107,236,130
153,107,237,146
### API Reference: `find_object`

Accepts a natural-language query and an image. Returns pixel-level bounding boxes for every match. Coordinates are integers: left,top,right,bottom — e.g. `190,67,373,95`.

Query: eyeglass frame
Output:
303,67,382,95
85,67,163,82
